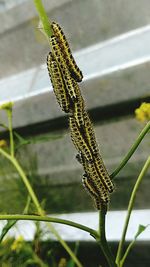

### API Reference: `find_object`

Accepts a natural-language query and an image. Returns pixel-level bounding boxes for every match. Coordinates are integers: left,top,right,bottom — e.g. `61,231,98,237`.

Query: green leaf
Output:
14,131,63,151
120,224,149,266
134,224,149,239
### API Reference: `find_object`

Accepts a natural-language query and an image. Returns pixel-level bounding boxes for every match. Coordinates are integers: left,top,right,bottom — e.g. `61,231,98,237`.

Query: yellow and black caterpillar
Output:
69,116,93,163
50,36,81,101
94,154,114,193
76,153,110,207
47,22,115,210
47,52,70,113
51,21,83,82
82,174,101,210
82,111,99,155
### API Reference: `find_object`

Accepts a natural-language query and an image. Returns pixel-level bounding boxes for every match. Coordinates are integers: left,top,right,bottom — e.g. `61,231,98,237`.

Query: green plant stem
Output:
33,0,53,37
12,157,44,214
115,156,150,266
0,148,83,267
0,214,98,238
0,147,42,214
98,204,117,267
119,239,135,267
111,121,150,179
7,109,14,157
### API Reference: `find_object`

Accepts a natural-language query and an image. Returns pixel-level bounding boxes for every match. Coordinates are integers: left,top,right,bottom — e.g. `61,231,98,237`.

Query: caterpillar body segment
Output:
47,52,70,113
69,116,93,163
82,174,101,209
82,173,109,208
93,196,101,210
50,36,82,101
83,111,99,155
63,73,80,101
85,164,110,204
95,155,115,194
75,110,114,194
80,153,110,204
51,22,83,82
82,174,98,198
73,96,85,128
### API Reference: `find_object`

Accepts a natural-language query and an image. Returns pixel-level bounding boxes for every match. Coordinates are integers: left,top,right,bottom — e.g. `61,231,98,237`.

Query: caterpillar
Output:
47,52,70,113
51,21,83,82
82,174,101,209
50,36,81,101
76,151,114,195
77,153,110,204
79,111,114,193
69,116,93,163
94,154,114,193
83,111,99,155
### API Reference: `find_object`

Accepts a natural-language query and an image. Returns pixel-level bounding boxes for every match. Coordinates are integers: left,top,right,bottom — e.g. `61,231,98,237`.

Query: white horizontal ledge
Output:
1,24,150,105
80,24,150,80
0,210,149,242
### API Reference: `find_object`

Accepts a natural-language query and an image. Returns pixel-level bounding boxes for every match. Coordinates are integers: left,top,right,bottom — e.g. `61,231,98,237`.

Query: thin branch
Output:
119,239,135,267
33,0,53,37
111,121,150,179
12,157,43,214
7,109,14,157
115,156,150,266
98,204,117,267
0,214,98,239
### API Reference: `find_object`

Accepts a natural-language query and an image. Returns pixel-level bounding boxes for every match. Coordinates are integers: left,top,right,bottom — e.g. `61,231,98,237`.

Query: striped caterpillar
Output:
76,148,114,194
76,110,114,193
47,22,115,209
50,36,81,101
69,116,93,163
51,21,83,82
82,110,99,155
77,153,109,205
47,52,71,113
94,154,114,193
82,111,114,193
82,174,101,209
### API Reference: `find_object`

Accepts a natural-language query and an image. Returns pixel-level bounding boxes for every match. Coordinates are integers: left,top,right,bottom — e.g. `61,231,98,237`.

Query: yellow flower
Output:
0,140,7,148
11,236,24,251
58,258,67,267
135,102,150,122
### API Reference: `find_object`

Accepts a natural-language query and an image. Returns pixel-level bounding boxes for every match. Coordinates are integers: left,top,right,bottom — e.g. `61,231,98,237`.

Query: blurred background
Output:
0,0,150,266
